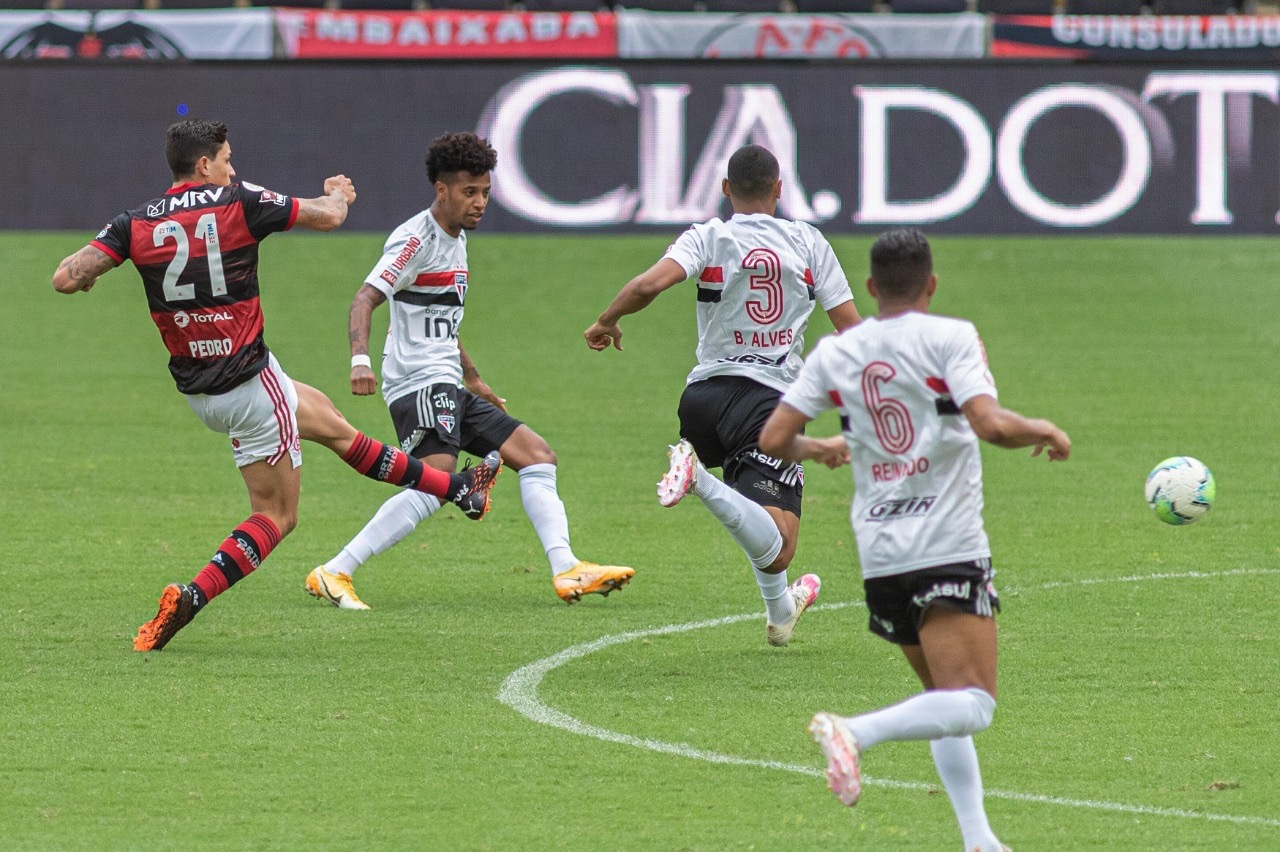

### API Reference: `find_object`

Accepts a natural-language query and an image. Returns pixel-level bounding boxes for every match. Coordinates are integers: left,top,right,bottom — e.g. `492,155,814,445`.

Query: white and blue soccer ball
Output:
1144,456,1215,525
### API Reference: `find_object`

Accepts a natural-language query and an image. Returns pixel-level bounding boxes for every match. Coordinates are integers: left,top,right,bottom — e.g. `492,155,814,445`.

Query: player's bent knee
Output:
522,432,556,466
260,510,298,537
502,432,556,469
516,444,556,467
765,543,795,572
964,686,996,733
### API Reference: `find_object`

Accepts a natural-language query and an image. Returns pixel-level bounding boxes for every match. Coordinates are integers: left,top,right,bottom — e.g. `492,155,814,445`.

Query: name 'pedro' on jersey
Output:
90,181,299,396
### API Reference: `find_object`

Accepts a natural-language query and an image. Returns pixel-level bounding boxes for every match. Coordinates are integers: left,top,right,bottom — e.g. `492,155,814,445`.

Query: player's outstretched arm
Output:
962,394,1070,461
584,258,687,352
348,283,385,396
52,245,117,294
759,403,850,469
296,175,356,232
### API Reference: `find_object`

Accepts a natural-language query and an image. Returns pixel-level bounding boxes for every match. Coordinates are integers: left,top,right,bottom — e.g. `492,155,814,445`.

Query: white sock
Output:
754,567,794,624
846,687,995,750
931,736,1001,852
519,463,578,574
326,489,440,576
691,465,783,570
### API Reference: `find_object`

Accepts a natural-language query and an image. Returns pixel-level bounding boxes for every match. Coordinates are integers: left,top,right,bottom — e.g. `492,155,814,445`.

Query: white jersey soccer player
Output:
663,212,855,393
781,312,998,580
585,144,861,647
366,207,468,405
307,131,634,610
760,227,1068,852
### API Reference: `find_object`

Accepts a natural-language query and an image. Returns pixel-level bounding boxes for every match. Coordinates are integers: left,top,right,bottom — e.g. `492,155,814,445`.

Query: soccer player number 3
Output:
153,213,227,302
743,247,784,325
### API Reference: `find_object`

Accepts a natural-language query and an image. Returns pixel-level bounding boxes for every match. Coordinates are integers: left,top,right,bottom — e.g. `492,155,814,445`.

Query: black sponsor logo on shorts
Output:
912,580,971,610
753,479,781,498
865,495,937,522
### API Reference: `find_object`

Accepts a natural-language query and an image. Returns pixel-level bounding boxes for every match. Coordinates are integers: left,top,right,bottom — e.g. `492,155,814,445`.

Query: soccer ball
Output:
1144,457,1215,525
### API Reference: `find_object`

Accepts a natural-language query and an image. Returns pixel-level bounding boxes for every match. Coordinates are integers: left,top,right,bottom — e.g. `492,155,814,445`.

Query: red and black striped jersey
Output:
91,181,300,395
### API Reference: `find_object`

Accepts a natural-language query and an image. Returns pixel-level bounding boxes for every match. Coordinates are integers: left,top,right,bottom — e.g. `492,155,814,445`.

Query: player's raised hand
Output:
351,364,377,396
324,175,356,205
584,320,623,352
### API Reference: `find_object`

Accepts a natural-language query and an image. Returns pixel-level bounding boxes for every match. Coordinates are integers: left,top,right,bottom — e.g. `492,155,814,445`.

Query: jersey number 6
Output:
862,361,915,454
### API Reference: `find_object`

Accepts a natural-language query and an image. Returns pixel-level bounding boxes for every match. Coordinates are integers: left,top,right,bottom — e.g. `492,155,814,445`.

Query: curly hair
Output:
425,132,498,184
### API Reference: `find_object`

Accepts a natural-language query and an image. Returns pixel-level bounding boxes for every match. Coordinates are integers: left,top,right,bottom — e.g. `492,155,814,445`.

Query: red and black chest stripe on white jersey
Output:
696,266,724,303
696,266,816,303
393,270,468,307
926,377,961,415
828,389,852,432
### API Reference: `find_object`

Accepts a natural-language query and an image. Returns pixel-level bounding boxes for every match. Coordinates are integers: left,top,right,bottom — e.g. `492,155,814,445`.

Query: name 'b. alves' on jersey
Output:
662,212,854,394
90,181,299,396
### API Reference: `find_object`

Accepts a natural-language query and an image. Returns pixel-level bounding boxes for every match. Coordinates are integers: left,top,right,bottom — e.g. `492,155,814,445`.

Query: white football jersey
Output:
782,312,998,579
365,209,468,405
663,213,853,393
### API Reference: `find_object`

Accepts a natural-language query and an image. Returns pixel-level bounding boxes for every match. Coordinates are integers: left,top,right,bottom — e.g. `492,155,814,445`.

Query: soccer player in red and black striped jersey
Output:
51,119,500,653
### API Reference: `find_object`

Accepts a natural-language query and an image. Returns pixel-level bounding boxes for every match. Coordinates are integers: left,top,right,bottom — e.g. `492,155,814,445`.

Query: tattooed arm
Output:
296,175,357,232
349,283,387,396
52,245,118,294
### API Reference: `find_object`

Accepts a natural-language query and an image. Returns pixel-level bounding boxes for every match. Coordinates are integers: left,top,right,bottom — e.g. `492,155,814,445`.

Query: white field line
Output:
498,569,1280,830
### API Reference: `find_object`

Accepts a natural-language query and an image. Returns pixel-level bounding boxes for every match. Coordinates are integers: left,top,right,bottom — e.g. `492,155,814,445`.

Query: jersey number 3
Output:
153,213,227,302
743,248,783,325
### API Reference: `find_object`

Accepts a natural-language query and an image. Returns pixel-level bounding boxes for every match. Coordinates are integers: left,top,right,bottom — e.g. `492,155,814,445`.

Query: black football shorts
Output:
388,384,521,460
863,559,1000,645
677,375,803,516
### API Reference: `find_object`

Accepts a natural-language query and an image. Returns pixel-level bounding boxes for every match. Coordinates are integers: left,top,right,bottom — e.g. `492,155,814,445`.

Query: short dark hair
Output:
726,145,779,200
425,132,497,184
166,119,228,179
869,228,933,301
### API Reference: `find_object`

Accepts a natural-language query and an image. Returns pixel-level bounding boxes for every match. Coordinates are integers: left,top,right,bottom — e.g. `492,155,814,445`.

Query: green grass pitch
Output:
3,232,1277,850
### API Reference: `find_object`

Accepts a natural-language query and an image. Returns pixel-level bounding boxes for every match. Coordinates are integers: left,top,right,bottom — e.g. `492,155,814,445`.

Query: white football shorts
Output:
185,353,302,469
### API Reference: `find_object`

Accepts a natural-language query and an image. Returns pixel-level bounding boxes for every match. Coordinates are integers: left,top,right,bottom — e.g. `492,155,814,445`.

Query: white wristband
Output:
351,354,372,369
